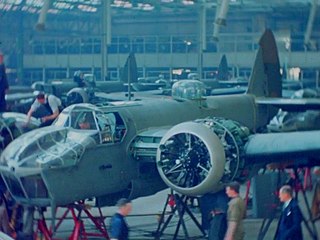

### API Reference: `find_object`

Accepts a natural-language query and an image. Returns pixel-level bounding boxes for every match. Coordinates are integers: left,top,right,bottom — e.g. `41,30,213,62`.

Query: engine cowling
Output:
156,117,250,196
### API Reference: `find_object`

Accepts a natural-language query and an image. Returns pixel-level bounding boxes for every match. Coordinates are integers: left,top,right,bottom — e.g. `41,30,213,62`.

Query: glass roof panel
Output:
0,0,314,13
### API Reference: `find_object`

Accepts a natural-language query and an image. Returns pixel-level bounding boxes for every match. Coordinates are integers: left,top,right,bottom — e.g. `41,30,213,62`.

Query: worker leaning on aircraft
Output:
26,92,62,128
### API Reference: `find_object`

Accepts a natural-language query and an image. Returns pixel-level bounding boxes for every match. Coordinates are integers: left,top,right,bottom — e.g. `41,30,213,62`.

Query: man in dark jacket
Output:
200,190,229,240
274,185,303,240
110,198,132,240
0,61,9,112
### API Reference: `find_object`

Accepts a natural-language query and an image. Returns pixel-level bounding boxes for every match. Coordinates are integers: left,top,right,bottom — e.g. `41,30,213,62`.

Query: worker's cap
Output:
36,92,45,99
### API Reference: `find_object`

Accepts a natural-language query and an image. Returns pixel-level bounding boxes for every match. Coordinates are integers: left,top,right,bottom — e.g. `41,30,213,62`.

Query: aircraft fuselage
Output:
0,93,270,207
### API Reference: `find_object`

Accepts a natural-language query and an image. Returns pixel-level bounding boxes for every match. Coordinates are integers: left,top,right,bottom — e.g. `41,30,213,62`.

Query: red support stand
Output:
288,167,313,192
303,167,313,191
245,180,251,208
154,190,206,240
35,202,110,240
36,215,53,240
69,215,84,240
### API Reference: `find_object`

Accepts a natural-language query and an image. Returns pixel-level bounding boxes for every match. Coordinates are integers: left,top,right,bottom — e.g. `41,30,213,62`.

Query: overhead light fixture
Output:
137,3,154,11
182,0,194,5
123,2,133,8
53,2,74,10
22,6,38,13
3,0,23,3
26,0,43,8
112,0,132,8
78,4,97,12
48,8,59,14
0,4,13,11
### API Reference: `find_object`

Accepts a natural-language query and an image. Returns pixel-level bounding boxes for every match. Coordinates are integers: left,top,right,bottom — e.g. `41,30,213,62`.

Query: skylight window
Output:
54,2,74,10
25,0,43,8
78,4,97,12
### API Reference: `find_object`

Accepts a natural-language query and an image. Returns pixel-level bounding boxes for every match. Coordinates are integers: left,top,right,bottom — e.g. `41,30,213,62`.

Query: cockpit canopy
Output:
54,104,126,143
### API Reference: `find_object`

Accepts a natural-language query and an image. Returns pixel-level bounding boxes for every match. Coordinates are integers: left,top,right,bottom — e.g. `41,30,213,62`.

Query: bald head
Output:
279,185,293,202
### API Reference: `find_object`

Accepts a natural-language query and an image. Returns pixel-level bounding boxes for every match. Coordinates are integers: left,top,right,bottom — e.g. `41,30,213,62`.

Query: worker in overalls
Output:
26,92,62,127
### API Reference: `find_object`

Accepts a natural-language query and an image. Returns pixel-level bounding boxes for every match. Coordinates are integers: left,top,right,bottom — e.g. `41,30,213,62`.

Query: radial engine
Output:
156,117,251,196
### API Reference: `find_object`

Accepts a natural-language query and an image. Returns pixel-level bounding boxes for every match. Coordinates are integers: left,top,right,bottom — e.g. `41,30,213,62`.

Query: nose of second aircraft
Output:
1,126,99,169
0,126,97,205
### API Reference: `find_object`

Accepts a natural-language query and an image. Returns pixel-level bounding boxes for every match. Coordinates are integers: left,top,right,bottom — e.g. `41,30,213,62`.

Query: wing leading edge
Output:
256,97,320,111
244,130,320,166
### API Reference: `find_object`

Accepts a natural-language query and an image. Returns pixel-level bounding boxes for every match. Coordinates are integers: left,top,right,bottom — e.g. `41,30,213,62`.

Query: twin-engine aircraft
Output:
0,29,320,210
32,52,167,106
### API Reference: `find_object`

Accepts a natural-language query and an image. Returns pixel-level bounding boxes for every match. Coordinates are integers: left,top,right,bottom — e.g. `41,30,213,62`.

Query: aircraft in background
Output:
281,62,318,91
133,76,170,91
5,90,36,114
204,54,317,97
32,53,137,105
195,54,248,93
207,54,248,90
1,29,320,214
2,68,35,113
161,54,249,97
32,53,167,106
7,85,33,94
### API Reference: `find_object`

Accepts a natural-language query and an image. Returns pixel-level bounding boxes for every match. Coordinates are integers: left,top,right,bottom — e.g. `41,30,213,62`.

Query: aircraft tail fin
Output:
216,54,229,80
120,52,138,83
246,29,282,98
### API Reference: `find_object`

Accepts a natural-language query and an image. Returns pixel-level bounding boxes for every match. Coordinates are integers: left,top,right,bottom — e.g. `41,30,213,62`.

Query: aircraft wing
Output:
8,85,33,94
210,86,247,95
218,79,248,87
156,119,320,196
94,90,170,102
137,122,320,168
5,92,35,102
282,81,302,90
256,97,320,111
0,232,14,240
245,130,320,166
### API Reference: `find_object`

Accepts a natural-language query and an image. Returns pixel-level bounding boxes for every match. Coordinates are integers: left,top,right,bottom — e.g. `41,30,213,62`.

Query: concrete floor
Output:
40,183,320,240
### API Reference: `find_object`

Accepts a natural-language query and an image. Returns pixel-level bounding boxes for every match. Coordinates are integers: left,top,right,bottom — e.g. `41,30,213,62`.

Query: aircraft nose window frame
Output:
95,111,126,144
95,113,113,143
71,111,97,130
53,110,70,127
